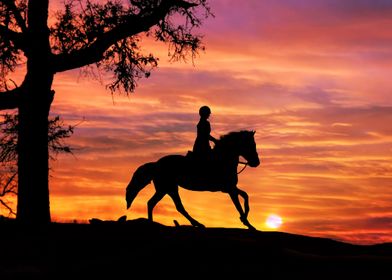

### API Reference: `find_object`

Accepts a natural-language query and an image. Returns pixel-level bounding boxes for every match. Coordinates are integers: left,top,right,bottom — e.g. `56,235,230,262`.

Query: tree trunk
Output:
17,86,52,223
16,0,53,224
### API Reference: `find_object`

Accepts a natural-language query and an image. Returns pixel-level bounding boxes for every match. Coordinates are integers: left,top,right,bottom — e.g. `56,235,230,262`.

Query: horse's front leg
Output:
237,187,249,218
229,188,256,231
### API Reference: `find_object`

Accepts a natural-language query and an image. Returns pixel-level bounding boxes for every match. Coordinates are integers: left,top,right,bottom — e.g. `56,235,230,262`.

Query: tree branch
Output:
0,199,16,215
1,172,17,194
0,24,26,51
0,172,17,216
0,87,20,110
52,0,197,73
2,0,27,33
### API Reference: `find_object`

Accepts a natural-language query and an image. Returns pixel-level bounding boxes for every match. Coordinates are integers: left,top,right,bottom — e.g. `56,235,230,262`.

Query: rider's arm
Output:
209,135,218,144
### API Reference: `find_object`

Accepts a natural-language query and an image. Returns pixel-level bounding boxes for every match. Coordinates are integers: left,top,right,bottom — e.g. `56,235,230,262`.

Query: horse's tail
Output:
126,162,157,209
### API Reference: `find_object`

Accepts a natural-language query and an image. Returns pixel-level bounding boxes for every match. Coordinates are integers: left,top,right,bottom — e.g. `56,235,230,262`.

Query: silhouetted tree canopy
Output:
1,0,211,94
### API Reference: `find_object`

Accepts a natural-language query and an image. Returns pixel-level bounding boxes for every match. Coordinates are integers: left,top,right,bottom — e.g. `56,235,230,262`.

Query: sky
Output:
2,0,392,245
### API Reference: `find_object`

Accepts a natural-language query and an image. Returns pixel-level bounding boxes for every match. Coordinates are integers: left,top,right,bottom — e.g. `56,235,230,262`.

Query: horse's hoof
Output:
247,225,256,231
240,216,256,231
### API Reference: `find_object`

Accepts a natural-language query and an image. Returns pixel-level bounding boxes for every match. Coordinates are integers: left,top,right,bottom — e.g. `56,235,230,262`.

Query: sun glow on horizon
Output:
265,214,283,230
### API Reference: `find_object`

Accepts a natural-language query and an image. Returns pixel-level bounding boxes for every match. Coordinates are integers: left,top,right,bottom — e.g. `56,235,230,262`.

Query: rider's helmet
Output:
199,106,211,118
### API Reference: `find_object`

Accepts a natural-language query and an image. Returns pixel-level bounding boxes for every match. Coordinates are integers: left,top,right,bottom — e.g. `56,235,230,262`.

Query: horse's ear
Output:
252,130,256,135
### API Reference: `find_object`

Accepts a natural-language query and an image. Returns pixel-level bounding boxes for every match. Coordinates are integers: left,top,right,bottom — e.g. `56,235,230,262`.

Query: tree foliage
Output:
49,0,210,93
1,0,212,100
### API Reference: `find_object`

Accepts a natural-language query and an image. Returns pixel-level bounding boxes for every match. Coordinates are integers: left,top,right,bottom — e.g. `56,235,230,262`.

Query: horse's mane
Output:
213,130,253,151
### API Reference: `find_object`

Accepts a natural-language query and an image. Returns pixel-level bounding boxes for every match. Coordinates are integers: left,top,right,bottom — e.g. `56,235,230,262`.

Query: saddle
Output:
186,150,213,162
185,150,217,173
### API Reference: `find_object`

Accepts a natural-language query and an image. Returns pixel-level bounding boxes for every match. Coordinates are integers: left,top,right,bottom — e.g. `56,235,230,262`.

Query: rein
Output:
237,161,248,174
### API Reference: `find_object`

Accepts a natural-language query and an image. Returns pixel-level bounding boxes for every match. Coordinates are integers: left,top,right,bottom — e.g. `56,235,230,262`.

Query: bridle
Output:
237,160,248,174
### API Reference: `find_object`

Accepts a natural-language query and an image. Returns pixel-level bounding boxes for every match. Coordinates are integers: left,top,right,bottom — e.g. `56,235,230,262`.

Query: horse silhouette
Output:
125,130,260,229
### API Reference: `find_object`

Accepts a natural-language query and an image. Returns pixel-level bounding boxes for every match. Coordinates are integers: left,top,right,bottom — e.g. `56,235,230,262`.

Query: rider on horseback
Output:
192,105,218,161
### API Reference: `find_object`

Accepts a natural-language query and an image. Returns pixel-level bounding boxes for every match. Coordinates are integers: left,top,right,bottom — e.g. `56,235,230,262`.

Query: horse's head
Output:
215,130,260,167
238,130,260,167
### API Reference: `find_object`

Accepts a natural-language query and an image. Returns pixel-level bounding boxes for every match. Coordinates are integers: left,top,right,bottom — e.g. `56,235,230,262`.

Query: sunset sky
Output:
2,0,392,245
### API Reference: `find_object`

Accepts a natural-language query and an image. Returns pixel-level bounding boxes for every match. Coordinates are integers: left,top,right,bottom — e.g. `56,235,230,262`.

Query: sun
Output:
265,214,283,229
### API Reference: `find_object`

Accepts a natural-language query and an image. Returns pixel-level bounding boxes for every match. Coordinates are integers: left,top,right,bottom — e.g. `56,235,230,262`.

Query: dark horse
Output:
125,130,260,230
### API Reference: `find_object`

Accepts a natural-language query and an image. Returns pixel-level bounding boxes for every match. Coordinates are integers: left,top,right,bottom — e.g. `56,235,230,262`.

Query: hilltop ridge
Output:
1,217,391,279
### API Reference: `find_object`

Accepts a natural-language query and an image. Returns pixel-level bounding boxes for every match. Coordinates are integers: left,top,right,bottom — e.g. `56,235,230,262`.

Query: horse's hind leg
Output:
168,190,205,228
147,191,165,222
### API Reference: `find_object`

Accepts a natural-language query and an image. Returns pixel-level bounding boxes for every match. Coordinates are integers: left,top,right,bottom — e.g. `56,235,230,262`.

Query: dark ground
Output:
1,217,391,279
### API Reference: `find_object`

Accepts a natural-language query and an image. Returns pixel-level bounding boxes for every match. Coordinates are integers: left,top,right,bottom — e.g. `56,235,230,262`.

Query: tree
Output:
0,0,211,224
0,113,75,217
